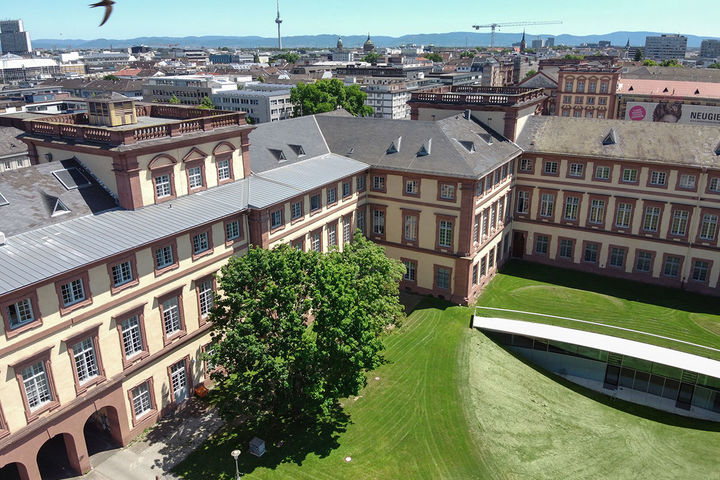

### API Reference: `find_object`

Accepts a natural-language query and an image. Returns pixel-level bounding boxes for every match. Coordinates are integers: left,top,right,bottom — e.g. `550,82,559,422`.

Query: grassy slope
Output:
176,280,720,480
476,261,720,360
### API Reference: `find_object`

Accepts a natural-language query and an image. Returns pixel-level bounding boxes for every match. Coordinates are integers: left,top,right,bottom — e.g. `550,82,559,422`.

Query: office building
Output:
644,35,687,61
700,39,720,59
0,20,32,56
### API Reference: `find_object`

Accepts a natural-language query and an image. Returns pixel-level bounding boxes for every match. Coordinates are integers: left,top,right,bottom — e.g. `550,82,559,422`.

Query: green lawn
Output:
476,261,720,360
175,291,720,480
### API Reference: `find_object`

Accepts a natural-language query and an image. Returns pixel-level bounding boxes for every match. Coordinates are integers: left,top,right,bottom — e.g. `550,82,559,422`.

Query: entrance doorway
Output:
0,462,26,480
37,433,78,480
512,232,525,258
83,407,122,458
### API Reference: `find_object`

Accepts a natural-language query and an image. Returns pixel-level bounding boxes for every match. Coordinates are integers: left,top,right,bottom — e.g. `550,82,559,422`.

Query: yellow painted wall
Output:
35,145,118,197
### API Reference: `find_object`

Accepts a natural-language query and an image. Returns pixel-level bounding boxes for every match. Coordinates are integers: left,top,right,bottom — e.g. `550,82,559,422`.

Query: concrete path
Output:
72,399,224,480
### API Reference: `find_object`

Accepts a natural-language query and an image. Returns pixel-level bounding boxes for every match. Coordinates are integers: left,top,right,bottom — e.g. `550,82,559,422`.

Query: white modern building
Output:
364,78,417,120
143,75,237,105
0,54,58,83
644,34,687,61
212,83,293,123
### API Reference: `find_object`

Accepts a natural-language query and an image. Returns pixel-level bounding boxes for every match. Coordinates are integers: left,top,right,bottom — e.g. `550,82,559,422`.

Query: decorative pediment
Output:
182,147,208,163
148,154,177,171
213,141,236,157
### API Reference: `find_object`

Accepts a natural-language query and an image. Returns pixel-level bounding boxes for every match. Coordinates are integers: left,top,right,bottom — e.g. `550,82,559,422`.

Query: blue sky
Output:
5,0,720,40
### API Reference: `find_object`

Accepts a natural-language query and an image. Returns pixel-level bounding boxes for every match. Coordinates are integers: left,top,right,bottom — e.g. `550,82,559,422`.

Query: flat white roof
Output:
473,316,720,379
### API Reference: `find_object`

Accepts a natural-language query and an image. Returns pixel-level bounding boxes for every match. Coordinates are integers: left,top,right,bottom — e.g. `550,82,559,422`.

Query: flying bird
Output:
90,0,115,26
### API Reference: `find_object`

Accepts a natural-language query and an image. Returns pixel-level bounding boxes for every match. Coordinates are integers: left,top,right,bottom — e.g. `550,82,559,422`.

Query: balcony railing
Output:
410,87,544,107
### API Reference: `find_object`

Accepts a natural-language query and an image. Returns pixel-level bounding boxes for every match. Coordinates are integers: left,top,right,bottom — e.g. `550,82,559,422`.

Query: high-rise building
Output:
644,34,687,61
545,37,555,47
700,39,720,59
0,20,32,55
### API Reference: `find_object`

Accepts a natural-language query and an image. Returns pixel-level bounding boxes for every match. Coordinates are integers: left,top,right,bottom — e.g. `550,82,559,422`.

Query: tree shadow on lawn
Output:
483,333,720,432
500,260,720,317
173,404,351,479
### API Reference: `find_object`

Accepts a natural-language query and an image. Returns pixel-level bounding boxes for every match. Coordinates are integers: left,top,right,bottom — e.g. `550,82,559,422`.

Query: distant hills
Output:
32,31,719,50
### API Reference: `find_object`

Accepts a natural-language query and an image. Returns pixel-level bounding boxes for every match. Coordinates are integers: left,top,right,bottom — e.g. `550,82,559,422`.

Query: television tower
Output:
275,0,283,49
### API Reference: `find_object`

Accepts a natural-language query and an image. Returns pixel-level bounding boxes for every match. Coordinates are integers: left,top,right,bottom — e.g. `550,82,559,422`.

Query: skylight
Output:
52,198,71,217
289,144,306,156
52,168,91,190
417,139,432,157
602,129,617,146
386,137,402,154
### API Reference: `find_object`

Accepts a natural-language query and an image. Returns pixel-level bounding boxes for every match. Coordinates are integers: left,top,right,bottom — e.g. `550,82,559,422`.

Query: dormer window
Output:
269,149,287,161
386,137,402,154
417,139,432,157
289,144,306,156
602,129,617,146
52,198,70,217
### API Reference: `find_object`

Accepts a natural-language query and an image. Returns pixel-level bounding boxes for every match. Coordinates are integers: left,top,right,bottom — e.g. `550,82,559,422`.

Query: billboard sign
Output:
626,101,720,125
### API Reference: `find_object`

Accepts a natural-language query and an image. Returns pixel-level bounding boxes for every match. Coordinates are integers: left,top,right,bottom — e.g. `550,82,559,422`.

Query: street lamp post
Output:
231,449,242,479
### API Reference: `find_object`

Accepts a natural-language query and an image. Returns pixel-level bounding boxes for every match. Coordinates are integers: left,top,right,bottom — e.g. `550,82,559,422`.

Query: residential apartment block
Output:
644,34,688,61
556,65,621,119
212,84,293,123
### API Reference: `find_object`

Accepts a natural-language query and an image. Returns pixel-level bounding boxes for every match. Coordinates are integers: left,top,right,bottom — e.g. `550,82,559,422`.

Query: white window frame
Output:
60,279,86,307
643,206,660,232
539,193,554,218
6,298,35,329
155,245,174,269
615,203,632,228
671,210,689,236
131,381,152,419
649,171,666,186
73,337,99,384
700,214,718,241
438,220,453,248
198,280,214,318
589,199,605,225
162,297,182,337
217,159,231,181
154,174,172,198
112,261,133,287
121,315,143,359
192,231,210,254
188,166,203,189
22,361,52,410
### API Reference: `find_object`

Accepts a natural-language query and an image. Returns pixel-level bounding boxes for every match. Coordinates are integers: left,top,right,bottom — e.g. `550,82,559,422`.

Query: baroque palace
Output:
0,89,719,478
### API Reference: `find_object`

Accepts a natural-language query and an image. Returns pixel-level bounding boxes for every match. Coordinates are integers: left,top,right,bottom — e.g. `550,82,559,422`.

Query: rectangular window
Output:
595,166,610,180
664,256,682,277
436,267,451,290
328,224,337,247
121,315,143,358
290,201,303,220
569,163,584,177
403,260,417,282
154,174,172,198
565,80,573,92
73,338,99,384
404,215,418,241
692,260,710,282
310,194,321,212
588,81,597,93
576,80,585,92
60,279,85,307
343,217,351,243
600,82,608,93
482,210,489,238
192,231,210,254
356,175,366,192
22,361,52,410
517,191,529,214
544,161,558,175
440,184,455,200
609,247,625,268
473,215,479,243
615,203,632,228
311,231,321,252
636,251,653,273
372,209,385,235
671,210,689,236
498,197,504,223
155,245,174,270
131,381,152,419
480,257,487,276
225,220,241,241
564,197,579,221
372,175,385,191
700,214,718,241
188,166,203,189
558,239,573,259
584,243,599,263
170,360,188,404
488,248,495,268
357,209,365,234
535,235,549,254
709,178,720,193
622,168,638,183
438,220,453,248
327,187,337,204
679,174,697,189
162,297,182,337
270,209,283,229
588,199,605,225
476,179,485,196
197,280,214,318
649,171,666,186
342,181,352,198
472,264,478,285
643,206,660,232
575,97,584,105
519,158,532,172
405,179,418,195
111,261,133,287
490,204,497,230
217,159,231,181
539,193,554,218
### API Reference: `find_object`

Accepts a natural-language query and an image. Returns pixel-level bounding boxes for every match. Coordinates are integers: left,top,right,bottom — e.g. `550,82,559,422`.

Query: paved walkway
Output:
73,399,224,480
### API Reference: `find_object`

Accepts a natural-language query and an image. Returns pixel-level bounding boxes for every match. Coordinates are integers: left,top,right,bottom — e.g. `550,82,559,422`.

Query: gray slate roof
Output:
316,114,522,179
0,154,368,296
0,126,27,157
516,116,720,168
248,115,330,173
0,159,117,237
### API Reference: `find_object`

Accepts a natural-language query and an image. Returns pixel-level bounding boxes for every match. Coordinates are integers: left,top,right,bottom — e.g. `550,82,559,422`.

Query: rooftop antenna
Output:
275,0,283,50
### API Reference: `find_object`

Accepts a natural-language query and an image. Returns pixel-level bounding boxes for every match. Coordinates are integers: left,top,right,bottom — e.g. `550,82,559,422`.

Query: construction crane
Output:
471,21,562,48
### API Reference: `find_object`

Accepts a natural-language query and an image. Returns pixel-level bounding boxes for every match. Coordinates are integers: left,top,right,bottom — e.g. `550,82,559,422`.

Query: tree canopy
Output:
525,69,537,79
424,52,442,62
290,79,374,117
460,51,475,58
709,63,720,69
168,94,181,104
206,234,405,422
633,49,643,61
642,59,658,66
198,96,215,110
271,52,300,63
563,54,584,60
102,74,119,81
362,52,380,64
660,59,683,68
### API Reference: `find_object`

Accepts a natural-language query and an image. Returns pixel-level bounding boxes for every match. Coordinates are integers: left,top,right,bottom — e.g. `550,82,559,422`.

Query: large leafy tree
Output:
290,79,374,117
207,234,404,422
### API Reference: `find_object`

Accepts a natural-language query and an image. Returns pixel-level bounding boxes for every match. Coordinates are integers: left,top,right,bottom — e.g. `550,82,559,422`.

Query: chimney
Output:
464,109,472,120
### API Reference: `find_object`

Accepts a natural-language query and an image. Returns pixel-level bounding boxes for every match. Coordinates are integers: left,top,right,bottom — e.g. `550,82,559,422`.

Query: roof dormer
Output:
386,137,402,154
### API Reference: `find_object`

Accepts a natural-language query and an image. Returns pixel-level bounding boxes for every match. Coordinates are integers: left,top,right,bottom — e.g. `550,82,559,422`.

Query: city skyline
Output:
2,0,719,41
